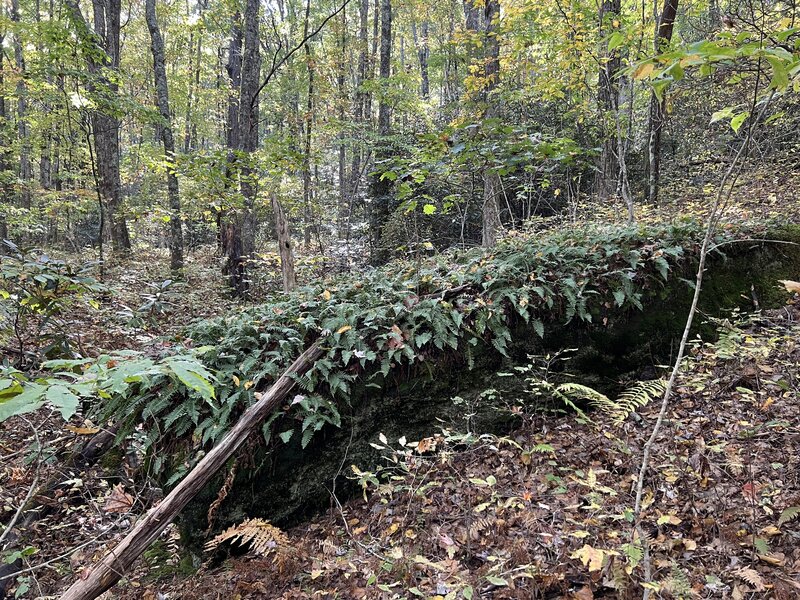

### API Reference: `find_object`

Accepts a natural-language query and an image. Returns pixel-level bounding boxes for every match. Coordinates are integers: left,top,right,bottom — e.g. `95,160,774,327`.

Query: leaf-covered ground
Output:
2,178,800,599
106,304,800,600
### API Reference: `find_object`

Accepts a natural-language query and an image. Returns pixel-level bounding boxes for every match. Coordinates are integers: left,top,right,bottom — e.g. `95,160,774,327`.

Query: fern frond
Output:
778,505,800,527
557,380,665,423
557,382,618,417
614,379,665,421
204,518,295,559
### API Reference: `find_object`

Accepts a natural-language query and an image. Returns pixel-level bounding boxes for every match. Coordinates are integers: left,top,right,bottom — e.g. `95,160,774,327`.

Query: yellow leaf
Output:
336,325,352,334
232,375,241,387
633,62,655,79
322,290,332,301
571,544,606,572
65,425,100,435
657,514,682,525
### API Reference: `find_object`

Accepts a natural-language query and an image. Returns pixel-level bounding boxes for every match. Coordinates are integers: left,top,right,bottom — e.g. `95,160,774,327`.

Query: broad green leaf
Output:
45,385,81,420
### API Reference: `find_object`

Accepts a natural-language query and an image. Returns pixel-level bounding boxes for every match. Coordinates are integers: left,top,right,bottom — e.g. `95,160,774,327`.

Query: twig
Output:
633,88,776,597
250,0,352,108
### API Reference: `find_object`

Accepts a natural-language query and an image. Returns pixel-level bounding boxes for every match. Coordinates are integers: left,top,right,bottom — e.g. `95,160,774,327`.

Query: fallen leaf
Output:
103,483,134,514
65,425,100,435
778,280,800,293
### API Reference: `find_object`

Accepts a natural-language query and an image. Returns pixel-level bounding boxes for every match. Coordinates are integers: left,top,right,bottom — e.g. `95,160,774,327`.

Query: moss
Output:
142,540,197,581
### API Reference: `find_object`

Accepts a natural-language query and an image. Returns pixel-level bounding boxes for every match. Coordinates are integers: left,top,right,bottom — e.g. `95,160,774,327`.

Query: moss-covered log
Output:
179,225,800,549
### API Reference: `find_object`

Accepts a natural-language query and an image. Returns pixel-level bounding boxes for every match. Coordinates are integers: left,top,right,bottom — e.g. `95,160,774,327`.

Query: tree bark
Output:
597,0,622,204
647,0,679,204
11,0,31,210
237,0,260,270
183,7,203,154
368,0,392,263
145,0,184,272
222,11,244,291
464,0,503,247
411,19,430,99
65,0,131,252
302,0,315,248
343,0,371,241
58,343,325,600
337,5,347,242
0,23,9,247
272,192,297,292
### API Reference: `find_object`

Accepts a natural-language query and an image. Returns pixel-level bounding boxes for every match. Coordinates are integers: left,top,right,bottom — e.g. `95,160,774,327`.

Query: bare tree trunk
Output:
464,0,502,247
222,12,244,290
337,6,348,241
145,0,184,272
368,0,392,263
183,5,203,154
302,7,315,248
647,0,679,204
65,0,131,252
0,23,9,247
11,0,31,210
597,0,622,204
272,192,297,291
366,0,380,126
411,18,431,100
343,0,370,240
237,0,260,277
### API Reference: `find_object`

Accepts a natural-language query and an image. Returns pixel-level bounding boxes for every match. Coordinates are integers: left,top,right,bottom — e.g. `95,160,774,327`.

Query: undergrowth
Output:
3,220,778,480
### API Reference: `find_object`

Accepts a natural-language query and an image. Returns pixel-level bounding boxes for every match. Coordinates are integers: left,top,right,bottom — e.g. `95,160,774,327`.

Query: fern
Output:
205,518,294,559
614,379,665,421
778,505,800,527
556,379,665,423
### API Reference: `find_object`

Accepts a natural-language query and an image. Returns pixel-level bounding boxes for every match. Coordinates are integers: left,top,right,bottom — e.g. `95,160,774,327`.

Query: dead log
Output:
59,342,324,600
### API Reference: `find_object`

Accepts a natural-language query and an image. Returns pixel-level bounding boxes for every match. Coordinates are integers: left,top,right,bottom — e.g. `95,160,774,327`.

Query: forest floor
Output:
108,304,798,600
2,169,800,599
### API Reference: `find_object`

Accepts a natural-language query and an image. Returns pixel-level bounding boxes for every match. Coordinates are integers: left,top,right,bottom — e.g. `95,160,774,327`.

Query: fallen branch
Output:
58,341,324,600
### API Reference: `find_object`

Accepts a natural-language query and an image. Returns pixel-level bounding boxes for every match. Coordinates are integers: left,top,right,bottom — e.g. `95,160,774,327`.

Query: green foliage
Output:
778,505,800,527
0,242,105,362
558,379,665,423
0,350,215,436
2,222,726,477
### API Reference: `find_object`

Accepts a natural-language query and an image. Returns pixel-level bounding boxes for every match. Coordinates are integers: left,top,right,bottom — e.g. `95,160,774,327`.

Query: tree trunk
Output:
65,0,131,252
237,0,260,275
368,0,392,263
145,0,184,272
222,12,244,291
343,0,370,241
647,0,679,204
0,32,8,248
464,0,503,247
411,19,430,100
272,192,297,292
183,10,203,154
337,5,347,242
11,0,31,210
597,0,622,204
302,13,315,248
